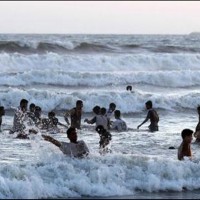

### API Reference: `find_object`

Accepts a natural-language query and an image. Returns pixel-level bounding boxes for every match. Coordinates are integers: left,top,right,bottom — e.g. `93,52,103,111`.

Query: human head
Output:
20,99,28,112
145,100,152,109
126,85,132,91
67,127,77,143
0,106,5,116
181,129,193,143
100,107,107,115
29,103,35,112
114,110,121,119
76,100,83,110
109,103,116,111
93,105,100,115
48,111,55,119
35,106,42,118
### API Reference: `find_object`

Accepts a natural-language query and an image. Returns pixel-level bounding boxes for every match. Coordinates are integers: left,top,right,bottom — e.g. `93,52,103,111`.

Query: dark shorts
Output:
149,125,159,132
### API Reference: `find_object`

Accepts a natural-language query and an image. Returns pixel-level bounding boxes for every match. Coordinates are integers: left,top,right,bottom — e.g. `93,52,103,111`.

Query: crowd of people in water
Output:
0,85,199,160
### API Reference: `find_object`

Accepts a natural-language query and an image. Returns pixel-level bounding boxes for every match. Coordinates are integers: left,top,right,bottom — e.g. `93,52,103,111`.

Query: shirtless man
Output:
194,105,200,142
178,129,193,161
64,100,83,129
137,100,159,132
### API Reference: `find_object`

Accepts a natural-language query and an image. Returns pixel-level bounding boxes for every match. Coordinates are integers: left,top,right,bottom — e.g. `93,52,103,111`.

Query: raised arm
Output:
42,135,61,147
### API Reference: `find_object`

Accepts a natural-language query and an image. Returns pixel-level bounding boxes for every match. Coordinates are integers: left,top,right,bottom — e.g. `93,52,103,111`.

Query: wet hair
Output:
181,129,193,139
20,99,28,106
145,100,152,108
109,103,116,109
101,107,107,115
48,111,55,118
93,105,100,115
67,127,76,136
126,85,132,91
35,106,41,112
114,110,121,118
76,100,83,106
29,103,35,109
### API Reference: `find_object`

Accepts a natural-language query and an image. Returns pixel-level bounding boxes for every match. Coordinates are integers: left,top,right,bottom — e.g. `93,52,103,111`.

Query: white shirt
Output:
112,118,127,131
106,109,114,120
96,115,108,130
60,140,89,158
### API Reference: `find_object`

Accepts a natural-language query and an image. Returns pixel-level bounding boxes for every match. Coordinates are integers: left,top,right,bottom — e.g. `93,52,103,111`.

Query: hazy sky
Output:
0,1,200,34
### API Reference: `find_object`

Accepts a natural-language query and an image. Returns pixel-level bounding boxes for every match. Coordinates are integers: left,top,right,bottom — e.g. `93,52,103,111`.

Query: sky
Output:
0,1,200,34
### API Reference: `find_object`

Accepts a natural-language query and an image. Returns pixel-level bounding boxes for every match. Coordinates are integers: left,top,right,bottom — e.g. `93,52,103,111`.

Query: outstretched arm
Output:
57,121,68,128
42,135,61,147
137,117,148,129
84,116,96,124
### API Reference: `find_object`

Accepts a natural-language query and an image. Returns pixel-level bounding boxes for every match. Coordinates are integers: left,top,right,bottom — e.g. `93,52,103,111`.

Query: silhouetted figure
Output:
126,85,132,91
137,100,159,132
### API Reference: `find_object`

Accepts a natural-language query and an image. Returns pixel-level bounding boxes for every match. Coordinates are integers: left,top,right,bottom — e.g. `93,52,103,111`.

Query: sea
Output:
0,34,200,199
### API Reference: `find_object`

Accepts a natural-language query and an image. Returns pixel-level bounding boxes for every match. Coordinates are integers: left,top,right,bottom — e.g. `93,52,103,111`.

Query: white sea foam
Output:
0,34,200,199
0,53,200,72
0,152,200,199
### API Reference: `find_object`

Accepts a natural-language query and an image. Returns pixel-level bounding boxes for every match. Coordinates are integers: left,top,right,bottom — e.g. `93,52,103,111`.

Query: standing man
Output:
65,100,83,129
137,100,159,132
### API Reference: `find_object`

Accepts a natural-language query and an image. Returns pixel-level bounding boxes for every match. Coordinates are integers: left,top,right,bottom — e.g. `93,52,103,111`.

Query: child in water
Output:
178,129,193,161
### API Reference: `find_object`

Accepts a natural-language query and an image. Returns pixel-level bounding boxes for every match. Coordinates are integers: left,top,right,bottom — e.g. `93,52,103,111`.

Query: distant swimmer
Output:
178,129,193,161
42,127,89,158
96,125,112,155
126,85,132,92
0,106,5,132
137,100,159,132
194,105,200,143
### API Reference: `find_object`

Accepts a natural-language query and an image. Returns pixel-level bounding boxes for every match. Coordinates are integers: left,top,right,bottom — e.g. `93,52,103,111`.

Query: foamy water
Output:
0,34,200,198
0,110,200,199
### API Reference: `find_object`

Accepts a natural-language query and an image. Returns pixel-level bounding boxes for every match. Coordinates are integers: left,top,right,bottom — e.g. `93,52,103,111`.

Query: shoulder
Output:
78,140,86,145
60,141,69,147
78,140,88,147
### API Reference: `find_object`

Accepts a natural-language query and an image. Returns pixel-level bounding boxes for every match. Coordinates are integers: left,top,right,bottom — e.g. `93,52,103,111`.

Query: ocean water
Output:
1,34,200,199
